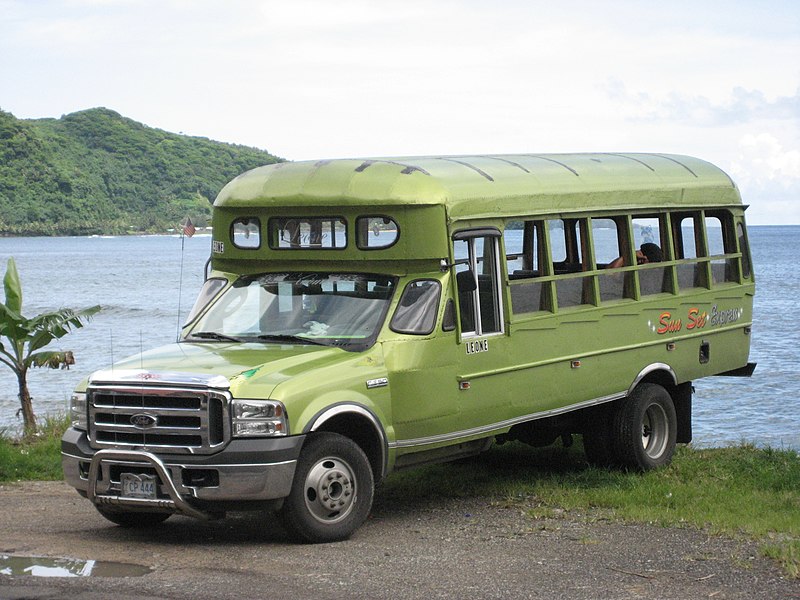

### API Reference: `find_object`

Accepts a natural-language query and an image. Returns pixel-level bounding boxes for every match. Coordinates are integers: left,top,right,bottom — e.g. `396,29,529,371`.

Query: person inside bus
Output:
608,242,662,268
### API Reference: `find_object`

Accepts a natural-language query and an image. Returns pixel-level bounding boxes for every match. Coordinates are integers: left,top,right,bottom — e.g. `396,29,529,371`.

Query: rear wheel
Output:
280,432,374,543
95,506,171,527
613,383,677,471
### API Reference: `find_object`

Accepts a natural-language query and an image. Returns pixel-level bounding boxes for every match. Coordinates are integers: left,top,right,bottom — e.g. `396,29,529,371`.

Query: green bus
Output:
62,153,756,542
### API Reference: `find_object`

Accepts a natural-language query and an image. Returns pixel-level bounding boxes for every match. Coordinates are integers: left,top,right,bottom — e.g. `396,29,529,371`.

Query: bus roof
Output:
214,153,742,220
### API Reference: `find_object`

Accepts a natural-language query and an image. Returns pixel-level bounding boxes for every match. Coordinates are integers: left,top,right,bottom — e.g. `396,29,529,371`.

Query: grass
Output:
1,418,797,577
381,441,800,578
0,414,70,482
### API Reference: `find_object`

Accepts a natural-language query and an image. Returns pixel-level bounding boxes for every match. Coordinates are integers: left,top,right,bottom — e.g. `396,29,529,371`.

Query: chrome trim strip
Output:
61,450,86,462
61,451,295,471
309,403,388,477
629,363,677,394
172,459,297,470
89,369,230,389
389,391,626,449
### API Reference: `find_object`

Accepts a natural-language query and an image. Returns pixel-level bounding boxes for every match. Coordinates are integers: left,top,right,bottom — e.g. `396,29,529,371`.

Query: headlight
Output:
70,392,88,431
231,399,288,437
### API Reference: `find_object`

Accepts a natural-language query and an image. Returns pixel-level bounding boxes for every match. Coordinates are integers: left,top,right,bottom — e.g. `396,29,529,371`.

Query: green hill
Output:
0,107,282,235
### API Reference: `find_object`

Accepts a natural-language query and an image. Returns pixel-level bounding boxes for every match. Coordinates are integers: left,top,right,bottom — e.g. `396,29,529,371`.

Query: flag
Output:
182,217,196,238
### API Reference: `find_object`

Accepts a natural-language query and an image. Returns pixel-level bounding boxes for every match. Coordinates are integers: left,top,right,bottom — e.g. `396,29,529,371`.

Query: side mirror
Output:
456,269,477,292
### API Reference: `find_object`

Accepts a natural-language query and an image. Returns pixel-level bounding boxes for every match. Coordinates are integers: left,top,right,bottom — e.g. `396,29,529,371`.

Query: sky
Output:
1,0,798,225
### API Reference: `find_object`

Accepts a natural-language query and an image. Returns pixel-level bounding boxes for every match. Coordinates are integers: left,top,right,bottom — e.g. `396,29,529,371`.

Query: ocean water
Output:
0,234,210,432
0,227,797,450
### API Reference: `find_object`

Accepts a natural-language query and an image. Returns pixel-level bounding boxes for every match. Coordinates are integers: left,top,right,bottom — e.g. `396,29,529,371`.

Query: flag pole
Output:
176,218,187,341
176,217,196,341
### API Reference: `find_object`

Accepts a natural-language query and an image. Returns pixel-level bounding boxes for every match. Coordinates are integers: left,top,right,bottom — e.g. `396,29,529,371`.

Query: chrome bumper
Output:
62,431,301,519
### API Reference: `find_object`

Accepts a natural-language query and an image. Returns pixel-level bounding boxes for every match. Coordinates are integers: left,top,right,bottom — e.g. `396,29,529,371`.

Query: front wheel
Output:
613,383,677,471
280,432,374,543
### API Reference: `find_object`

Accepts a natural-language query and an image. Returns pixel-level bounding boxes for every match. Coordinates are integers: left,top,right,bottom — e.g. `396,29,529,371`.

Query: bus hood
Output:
93,341,357,399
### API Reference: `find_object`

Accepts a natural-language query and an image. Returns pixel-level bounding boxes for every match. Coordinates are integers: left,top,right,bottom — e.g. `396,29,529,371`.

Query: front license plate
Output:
121,473,157,499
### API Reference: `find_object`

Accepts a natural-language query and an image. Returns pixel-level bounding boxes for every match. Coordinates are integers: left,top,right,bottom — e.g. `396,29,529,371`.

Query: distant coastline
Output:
1,224,793,239
0,107,281,238
0,228,214,238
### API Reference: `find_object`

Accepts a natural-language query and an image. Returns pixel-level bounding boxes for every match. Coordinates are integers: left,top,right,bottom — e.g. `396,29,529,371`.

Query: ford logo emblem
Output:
130,413,158,428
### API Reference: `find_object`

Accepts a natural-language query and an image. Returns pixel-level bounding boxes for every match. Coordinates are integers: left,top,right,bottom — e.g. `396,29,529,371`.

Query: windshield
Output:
187,273,396,351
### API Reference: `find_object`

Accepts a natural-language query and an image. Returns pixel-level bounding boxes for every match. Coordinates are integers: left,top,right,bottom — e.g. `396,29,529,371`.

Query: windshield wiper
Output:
187,331,242,342
256,333,332,347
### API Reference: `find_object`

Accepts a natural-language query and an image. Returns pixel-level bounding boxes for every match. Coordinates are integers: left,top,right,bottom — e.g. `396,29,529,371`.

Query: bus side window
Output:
672,212,705,290
549,219,567,266
454,234,504,337
504,221,525,275
552,218,593,308
705,211,738,284
505,220,542,280
508,220,549,315
593,217,628,302
632,215,668,296
737,221,752,279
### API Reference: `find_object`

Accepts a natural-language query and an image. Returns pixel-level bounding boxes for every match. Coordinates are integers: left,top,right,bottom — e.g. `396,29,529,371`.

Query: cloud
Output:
603,79,800,224
606,81,800,127
731,133,800,184
728,133,800,225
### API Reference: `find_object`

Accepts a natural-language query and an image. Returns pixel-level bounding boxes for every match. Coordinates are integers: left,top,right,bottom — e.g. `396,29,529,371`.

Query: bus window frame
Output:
268,216,348,251
505,219,553,316
356,215,401,251
591,215,632,303
736,219,753,280
231,217,262,250
502,207,746,323
550,217,597,310
452,229,505,339
671,211,708,290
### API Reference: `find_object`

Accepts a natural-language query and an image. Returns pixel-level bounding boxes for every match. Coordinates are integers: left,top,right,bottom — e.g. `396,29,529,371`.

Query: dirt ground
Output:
0,480,798,600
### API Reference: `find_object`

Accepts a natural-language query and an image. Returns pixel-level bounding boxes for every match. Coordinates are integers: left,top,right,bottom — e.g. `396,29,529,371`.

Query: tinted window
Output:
184,278,227,325
357,216,399,249
390,280,441,335
269,217,347,249
232,218,261,249
738,222,752,279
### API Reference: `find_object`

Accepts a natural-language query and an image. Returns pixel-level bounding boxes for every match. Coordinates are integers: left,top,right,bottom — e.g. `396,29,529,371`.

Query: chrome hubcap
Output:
641,403,669,459
303,457,356,524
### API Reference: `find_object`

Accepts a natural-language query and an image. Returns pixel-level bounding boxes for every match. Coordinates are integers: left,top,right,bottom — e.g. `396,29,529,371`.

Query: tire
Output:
95,505,171,528
613,383,677,471
280,432,374,543
582,405,617,468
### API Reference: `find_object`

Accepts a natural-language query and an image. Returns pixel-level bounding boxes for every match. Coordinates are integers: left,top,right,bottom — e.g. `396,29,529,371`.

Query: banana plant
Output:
0,257,100,434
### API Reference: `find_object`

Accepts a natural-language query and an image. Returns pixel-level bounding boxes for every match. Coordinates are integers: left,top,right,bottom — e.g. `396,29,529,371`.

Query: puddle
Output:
0,554,151,577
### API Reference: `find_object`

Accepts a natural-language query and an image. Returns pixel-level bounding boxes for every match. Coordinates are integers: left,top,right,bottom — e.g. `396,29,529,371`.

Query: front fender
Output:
298,393,392,478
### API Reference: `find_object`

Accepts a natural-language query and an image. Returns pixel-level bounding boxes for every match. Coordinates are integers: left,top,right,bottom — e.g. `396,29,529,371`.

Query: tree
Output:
0,107,281,236
0,257,100,435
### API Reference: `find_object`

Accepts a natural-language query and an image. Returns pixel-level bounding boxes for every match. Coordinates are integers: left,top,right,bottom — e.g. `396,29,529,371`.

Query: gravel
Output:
0,481,797,600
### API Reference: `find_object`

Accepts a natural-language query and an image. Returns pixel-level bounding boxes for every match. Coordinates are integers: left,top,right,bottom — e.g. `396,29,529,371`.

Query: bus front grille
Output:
88,386,229,454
